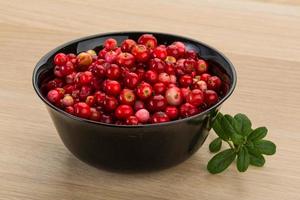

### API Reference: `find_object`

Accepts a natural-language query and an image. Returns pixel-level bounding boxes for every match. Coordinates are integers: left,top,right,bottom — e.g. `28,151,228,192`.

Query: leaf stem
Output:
226,140,235,150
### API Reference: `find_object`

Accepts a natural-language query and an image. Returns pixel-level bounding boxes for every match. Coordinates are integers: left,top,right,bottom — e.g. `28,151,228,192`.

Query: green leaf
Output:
212,113,229,141
207,149,236,174
237,146,250,172
234,113,252,136
249,153,265,167
231,133,244,145
254,140,276,155
248,127,267,141
221,115,240,136
209,138,222,153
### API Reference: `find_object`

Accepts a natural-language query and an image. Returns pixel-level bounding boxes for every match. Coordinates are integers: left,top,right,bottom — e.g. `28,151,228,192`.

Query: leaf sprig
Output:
207,113,276,174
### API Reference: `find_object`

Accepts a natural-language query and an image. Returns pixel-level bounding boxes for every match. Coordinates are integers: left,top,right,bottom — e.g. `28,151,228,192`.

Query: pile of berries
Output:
43,34,222,125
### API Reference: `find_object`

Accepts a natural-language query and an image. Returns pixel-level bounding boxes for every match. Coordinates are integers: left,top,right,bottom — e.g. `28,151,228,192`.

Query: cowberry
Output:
104,38,117,50
121,39,136,52
147,95,167,112
151,112,170,123
138,34,157,49
119,89,136,105
186,89,204,107
106,64,121,80
105,80,121,96
115,105,134,120
74,102,91,119
144,70,158,84
152,45,167,60
153,82,166,95
131,44,150,62
126,116,139,125
54,53,68,66
205,90,219,106
137,83,153,100
124,72,139,89
135,108,150,123
116,52,135,68
165,87,183,106
165,106,179,120
207,76,222,91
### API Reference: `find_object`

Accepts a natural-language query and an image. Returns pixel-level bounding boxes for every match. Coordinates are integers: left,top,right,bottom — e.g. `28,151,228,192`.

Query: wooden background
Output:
0,0,299,199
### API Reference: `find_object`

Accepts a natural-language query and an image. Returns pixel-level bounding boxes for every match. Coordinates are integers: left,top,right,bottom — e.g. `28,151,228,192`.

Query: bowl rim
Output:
32,31,237,128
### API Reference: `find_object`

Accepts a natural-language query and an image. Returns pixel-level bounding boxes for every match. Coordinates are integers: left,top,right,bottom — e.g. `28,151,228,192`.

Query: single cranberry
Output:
138,34,157,49
153,82,166,95
147,95,167,112
106,64,121,80
105,50,118,63
131,44,150,62
134,100,145,111
91,64,106,78
165,106,179,120
60,61,74,76
90,107,101,121
167,44,180,58
124,72,139,89
47,78,63,90
63,84,75,94
47,89,60,103
121,39,136,52
77,52,93,68
119,89,136,105
200,73,211,82
137,83,153,100
74,102,91,119
172,41,185,56
126,116,139,125
65,106,74,114
207,76,222,91
100,114,114,124
205,90,219,106
181,87,191,99
179,75,193,87
55,88,65,98
183,58,196,73
170,74,177,83
103,96,118,112
54,53,68,66
79,85,92,100
135,108,150,123
174,59,185,76
65,72,76,84
185,49,197,59
115,105,134,120
158,73,171,85
180,103,199,117
86,95,96,106
151,112,170,124
116,52,135,68
98,49,108,59
196,59,208,74
78,71,93,85
149,58,166,73
193,80,207,91
105,80,121,96
186,89,204,106
144,70,158,84
165,63,175,75
61,95,74,107
54,65,63,78
165,87,183,106
152,45,167,60
94,91,106,105
104,38,117,50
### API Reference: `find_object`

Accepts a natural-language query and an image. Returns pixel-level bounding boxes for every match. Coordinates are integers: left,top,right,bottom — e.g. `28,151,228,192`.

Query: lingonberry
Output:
165,63,175,75
183,58,196,73
121,39,136,52
152,45,167,60
144,70,158,84
65,106,74,114
79,85,92,100
149,58,166,73
138,34,157,49
180,103,199,117
91,64,106,78
170,74,177,83
151,112,170,124
126,116,139,125
186,89,204,107
104,38,117,50
62,95,74,107
137,83,153,100
185,49,197,59
105,50,118,63
105,80,121,96
77,52,93,68
106,64,121,80
165,56,176,65
54,65,63,78
165,87,183,106
119,89,136,105
47,78,63,90
167,44,180,58
78,71,93,85
86,95,96,106
131,44,150,62
115,105,133,120
165,106,179,120
134,100,145,111
200,73,211,82
98,49,108,58
90,107,101,121
74,102,91,119
65,72,76,84
153,82,166,95
47,89,61,103
103,96,118,112
193,80,207,91
179,75,193,87
147,95,167,112
196,59,208,74
181,87,191,99
205,90,219,106
207,76,222,91
134,108,149,123
54,53,68,66
124,72,139,89
158,72,171,85
94,91,106,105
63,84,75,94
116,52,135,68
172,41,185,56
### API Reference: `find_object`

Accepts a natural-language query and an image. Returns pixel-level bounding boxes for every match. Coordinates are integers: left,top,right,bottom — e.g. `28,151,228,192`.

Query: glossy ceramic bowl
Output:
32,32,236,171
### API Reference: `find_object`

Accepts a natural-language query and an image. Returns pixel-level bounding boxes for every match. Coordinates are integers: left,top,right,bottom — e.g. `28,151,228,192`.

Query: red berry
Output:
207,76,222,91
98,49,108,58
138,34,157,49
54,53,68,66
103,96,118,112
135,108,150,123
165,106,179,120
105,80,121,96
62,95,74,107
185,49,197,59
86,95,96,106
78,71,93,85
153,82,166,95
196,59,208,74
165,56,176,65
116,52,135,68
180,103,199,117
90,107,101,121
144,70,158,84
115,105,133,120
137,83,153,100
205,90,219,106
193,80,207,91
183,58,196,73
119,89,136,105
179,75,193,87
131,44,150,62
165,87,183,106
174,59,185,76
77,52,93,68
126,116,139,125
104,38,117,50
200,73,211,82
74,102,91,119
152,45,167,60
124,72,139,89
172,41,185,56
100,114,113,124
149,58,165,73
158,73,171,85
91,64,106,78
47,89,60,103
65,106,74,114
186,89,204,106
63,84,75,94
121,39,136,52
151,112,170,124
180,87,191,99
79,85,92,100
164,63,175,75
105,50,118,63
47,78,63,90
106,64,121,80
94,91,106,106
147,95,167,112
167,44,180,58
134,100,145,111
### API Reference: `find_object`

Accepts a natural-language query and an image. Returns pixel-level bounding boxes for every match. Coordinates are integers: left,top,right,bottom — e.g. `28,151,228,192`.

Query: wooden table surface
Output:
1,0,300,199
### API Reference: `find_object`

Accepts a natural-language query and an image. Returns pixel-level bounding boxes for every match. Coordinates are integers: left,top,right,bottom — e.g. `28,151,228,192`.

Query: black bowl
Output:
32,32,236,171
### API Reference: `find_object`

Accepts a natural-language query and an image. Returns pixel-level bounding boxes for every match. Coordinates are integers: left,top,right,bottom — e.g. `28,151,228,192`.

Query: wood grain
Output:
0,0,300,199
